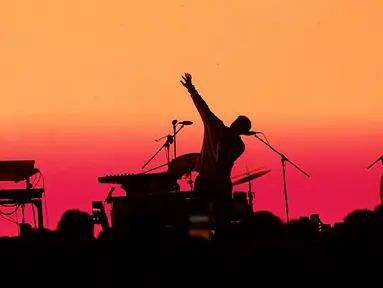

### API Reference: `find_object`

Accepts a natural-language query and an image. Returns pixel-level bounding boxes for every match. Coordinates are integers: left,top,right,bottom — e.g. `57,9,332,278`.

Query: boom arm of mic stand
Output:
254,135,310,178
367,155,383,169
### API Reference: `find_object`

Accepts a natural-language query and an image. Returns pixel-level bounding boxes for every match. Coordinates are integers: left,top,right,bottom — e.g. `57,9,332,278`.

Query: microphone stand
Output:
172,120,178,159
160,124,187,160
367,155,383,169
253,134,310,222
173,123,187,160
142,122,188,171
142,135,173,170
173,124,186,157
367,155,383,204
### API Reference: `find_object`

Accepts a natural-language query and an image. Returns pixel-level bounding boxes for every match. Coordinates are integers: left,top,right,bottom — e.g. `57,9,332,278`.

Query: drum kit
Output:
140,120,271,214
164,152,271,209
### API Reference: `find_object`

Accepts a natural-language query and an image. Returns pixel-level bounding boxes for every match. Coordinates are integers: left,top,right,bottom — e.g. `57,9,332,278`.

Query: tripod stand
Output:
141,121,190,171
253,134,310,222
142,135,173,170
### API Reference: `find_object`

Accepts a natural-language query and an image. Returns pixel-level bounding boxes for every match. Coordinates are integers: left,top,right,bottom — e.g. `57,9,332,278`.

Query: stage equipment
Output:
232,192,252,220
105,193,194,228
171,120,193,159
98,172,179,195
251,134,309,222
232,169,271,211
141,153,199,189
142,120,193,171
0,160,45,230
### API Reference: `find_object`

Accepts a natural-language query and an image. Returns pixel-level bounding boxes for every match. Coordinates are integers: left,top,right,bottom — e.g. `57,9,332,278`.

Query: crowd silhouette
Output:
1,204,382,284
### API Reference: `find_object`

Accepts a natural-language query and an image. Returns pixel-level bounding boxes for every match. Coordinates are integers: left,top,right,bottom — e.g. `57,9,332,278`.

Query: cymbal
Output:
231,166,268,179
232,170,271,186
168,153,199,177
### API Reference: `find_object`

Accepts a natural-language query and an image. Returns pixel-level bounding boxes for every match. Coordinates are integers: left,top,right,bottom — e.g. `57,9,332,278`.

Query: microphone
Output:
179,121,193,126
244,131,262,136
172,120,178,125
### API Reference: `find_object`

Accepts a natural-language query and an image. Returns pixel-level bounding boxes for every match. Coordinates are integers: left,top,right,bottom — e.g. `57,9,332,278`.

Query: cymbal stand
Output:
142,135,173,170
253,134,310,223
367,155,383,170
247,181,254,212
186,171,194,191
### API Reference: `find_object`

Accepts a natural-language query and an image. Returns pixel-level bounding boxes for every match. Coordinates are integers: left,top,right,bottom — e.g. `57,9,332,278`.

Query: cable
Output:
30,172,42,228
0,205,19,216
31,203,37,228
15,210,20,233
259,132,270,145
0,203,20,230
165,147,169,164
32,173,41,188
0,203,17,207
21,204,25,223
40,172,49,228
31,173,39,187
0,213,18,224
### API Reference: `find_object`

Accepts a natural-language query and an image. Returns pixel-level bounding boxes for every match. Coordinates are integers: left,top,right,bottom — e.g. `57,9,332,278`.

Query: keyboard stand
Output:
0,198,44,228
0,176,44,229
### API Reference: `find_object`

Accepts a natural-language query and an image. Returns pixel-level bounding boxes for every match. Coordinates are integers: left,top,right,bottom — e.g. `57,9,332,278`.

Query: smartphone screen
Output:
310,214,319,223
92,201,104,224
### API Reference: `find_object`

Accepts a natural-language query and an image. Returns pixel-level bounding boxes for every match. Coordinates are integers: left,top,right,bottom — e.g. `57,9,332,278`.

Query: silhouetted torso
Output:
187,86,225,180
187,86,244,187
216,128,245,179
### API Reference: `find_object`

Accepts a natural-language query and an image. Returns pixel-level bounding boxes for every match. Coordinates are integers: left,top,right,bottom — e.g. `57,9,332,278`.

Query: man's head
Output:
230,115,251,135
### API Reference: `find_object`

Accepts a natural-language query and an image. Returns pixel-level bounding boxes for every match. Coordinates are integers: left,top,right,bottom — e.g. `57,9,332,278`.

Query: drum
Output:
232,192,250,220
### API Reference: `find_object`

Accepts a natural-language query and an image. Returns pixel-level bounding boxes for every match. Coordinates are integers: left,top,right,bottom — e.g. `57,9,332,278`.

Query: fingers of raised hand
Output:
181,73,192,86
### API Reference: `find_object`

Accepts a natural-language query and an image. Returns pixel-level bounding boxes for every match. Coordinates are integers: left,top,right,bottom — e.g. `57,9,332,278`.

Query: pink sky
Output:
0,0,382,235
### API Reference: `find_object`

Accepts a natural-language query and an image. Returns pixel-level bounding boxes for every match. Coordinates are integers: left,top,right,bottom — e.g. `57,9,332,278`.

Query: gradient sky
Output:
0,0,382,236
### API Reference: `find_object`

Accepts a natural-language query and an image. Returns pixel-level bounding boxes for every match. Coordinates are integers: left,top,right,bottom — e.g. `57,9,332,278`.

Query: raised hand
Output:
180,73,193,89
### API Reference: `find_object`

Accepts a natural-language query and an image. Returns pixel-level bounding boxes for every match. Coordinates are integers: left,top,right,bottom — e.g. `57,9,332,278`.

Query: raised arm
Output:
180,73,222,127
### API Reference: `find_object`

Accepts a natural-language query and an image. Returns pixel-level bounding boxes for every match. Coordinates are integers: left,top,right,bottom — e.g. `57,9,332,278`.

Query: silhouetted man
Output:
180,73,251,235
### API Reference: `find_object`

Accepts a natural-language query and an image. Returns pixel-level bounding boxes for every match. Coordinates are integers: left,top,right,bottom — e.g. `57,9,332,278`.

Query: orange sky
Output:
0,0,382,235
